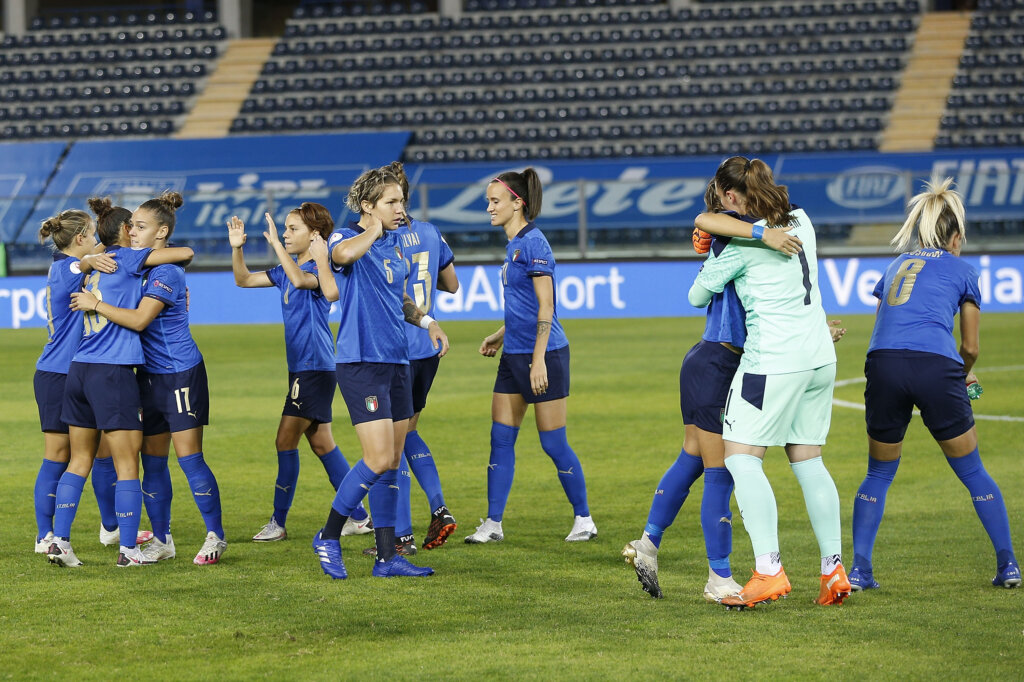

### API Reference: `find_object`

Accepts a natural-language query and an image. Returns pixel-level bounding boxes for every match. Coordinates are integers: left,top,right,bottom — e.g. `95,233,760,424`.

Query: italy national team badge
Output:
365,396,378,412
512,249,521,261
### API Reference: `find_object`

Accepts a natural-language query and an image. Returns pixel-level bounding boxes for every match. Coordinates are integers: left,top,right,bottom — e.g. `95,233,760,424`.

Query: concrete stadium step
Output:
176,37,276,139
880,11,972,152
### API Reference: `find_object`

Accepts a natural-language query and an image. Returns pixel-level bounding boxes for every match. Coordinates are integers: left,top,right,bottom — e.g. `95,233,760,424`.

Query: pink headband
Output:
493,178,522,201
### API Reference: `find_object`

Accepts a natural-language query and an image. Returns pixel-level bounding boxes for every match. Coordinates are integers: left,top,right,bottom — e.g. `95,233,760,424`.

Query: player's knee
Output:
538,427,573,460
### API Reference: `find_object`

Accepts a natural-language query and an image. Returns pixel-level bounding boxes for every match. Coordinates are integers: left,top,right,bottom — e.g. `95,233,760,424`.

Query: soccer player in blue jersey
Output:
34,211,111,550
34,212,155,554
47,197,193,567
312,162,449,579
72,192,228,565
465,168,596,545
688,157,851,609
392,168,460,554
228,205,371,542
850,179,1020,590
623,183,807,601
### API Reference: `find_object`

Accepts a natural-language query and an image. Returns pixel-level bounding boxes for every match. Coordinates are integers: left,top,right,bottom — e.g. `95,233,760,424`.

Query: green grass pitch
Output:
1,314,1021,679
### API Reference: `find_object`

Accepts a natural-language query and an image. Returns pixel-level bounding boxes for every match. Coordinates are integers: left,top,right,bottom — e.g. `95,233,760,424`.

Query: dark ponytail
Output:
87,196,132,246
494,167,543,221
138,191,184,239
714,156,793,227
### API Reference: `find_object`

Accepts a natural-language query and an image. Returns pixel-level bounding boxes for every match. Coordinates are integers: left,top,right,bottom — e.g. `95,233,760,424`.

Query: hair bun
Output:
39,216,60,238
87,196,114,220
157,191,184,211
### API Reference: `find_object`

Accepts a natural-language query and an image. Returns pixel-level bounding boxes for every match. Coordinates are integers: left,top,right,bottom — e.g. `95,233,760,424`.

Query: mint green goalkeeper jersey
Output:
689,208,835,375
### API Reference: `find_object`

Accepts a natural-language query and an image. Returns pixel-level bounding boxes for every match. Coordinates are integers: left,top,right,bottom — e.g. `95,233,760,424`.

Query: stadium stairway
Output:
176,37,275,138
880,10,971,152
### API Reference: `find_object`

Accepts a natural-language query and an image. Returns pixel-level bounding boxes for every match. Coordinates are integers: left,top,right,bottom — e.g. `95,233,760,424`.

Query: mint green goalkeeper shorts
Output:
721,363,836,447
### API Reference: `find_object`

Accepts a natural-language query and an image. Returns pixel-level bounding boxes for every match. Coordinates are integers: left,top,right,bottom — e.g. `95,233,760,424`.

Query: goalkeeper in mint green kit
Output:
688,156,851,610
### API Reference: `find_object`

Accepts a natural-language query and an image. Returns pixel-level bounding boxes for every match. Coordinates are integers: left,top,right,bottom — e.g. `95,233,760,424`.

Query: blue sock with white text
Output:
851,457,900,572
395,455,413,538
947,448,1017,567
54,472,86,539
644,448,703,548
114,479,143,550
405,430,446,512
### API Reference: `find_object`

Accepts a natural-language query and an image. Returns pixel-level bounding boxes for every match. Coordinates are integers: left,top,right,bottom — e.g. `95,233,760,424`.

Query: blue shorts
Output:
34,370,69,433
138,361,210,436
410,355,441,414
282,370,335,424
61,362,142,432
680,340,742,433
864,350,974,443
336,362,413,425
493,345,570,404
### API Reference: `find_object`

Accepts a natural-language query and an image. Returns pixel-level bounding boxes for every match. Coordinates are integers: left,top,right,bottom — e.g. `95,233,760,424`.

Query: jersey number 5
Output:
886,258,926,306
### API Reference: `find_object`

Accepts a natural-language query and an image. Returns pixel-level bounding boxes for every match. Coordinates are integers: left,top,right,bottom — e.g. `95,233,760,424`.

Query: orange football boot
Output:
815,564,852,606
721,568,792,610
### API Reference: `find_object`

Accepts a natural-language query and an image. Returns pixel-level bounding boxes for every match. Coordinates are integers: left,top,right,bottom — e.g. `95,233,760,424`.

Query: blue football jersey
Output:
37,253,86,373
399,219,454,361
869,248,981,364
500,223,569,355
267,259,334,372
139,264,203,374
328,221,410,364
701,237,746,347
73,246,151,365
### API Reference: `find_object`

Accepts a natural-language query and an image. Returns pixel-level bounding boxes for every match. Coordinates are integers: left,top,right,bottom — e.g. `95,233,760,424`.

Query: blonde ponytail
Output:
891,178,965,252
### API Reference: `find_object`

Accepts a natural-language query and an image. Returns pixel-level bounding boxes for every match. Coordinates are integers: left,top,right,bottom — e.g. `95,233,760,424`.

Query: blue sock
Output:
54,472,86,539
34,459,68,540
114,479,143,550
178,452,224,540
488,422,519,522
317,446,350,490
320,446,368,521
395,455,413,538
947,448,1017,567
141,454,173,543
368,469,399,530
539,426,590,517
851,457,900,572
405,430,445,511
272,449,299,527
330,459,379,517
701,466,734,578
92,456,118,532
644,448,703,548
